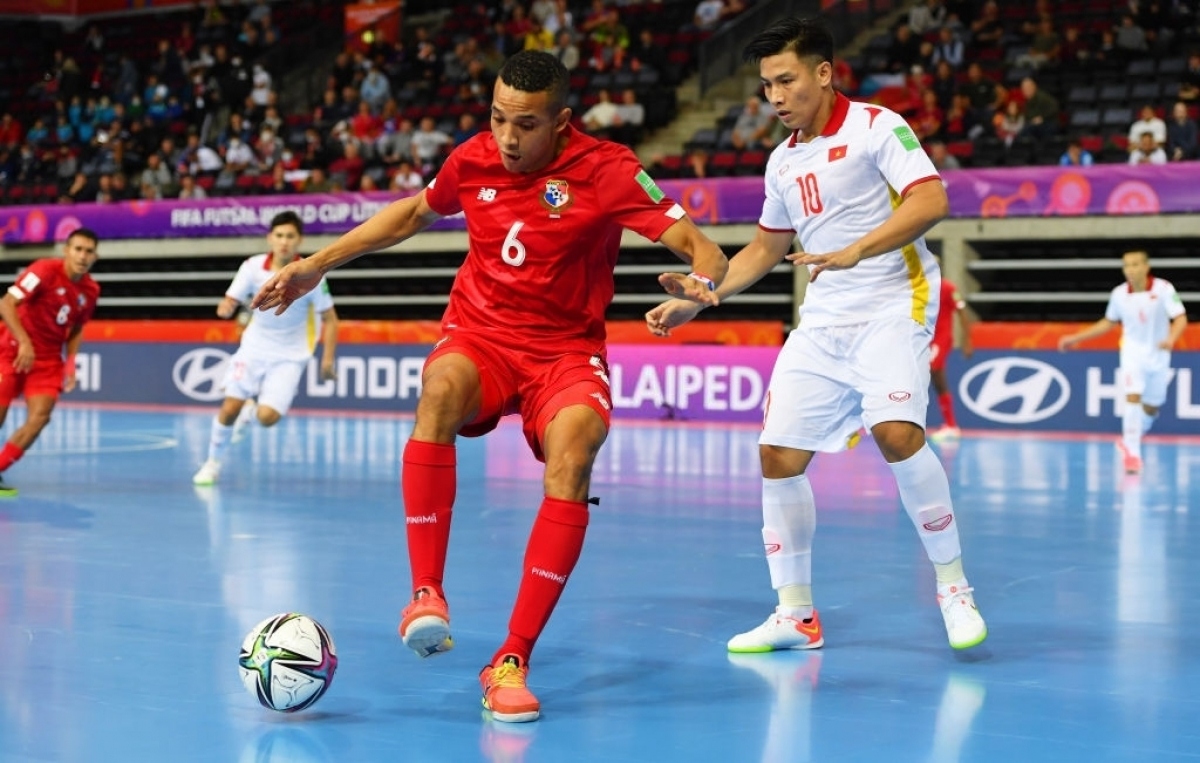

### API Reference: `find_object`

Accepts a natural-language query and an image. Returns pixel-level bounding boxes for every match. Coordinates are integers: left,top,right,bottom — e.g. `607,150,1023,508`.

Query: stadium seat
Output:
735,150,767,176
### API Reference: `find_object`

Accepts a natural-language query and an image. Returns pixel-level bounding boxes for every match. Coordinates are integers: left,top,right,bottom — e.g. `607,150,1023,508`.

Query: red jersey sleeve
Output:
592,143,683,243
423,147,465,217
8,259,59,302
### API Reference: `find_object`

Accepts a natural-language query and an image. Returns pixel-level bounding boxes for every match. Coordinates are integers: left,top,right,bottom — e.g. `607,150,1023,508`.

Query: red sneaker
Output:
398,587,454,657
480,654,540,723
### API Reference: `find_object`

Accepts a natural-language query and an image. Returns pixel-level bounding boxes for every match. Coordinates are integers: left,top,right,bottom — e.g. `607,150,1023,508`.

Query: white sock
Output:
889,444,964,566
762,474,816,617
1141,409,1157,434
206,421,234,463
1122,404,1142,458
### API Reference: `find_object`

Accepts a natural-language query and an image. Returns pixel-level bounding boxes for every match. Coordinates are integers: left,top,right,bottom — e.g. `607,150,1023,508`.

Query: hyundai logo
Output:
959,358,1069,424
173,348,231,402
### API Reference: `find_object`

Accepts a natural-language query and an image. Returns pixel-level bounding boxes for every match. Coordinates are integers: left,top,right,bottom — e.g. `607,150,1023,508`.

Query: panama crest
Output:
541,179,573,211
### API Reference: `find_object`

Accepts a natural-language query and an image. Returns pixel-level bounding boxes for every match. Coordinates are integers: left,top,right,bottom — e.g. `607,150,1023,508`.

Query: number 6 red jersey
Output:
423,124,684,345
2,258,100,357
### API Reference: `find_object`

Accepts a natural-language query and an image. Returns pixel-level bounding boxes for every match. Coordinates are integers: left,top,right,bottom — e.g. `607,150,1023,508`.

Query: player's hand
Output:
645,298,703,337
658,272,721,307
13,340,34,373
962,342,974,360
786,247,864,281
320,360,336,381
251,259,323,315
1158,339,1174,350
1057,336,1074,352
63,372,77,393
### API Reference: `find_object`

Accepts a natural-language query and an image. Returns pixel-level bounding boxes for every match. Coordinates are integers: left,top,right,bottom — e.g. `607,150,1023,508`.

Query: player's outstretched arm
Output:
0,293,34,372
252,191,443,314
1058,317,1116,351
789,179,948,281
647,227,794,337
319,306,339,381
656,216,729,306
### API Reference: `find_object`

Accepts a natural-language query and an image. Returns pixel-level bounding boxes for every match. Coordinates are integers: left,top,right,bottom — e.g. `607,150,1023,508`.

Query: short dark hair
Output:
497,50,569,112
67,227,99,246
270,210,303,234
743,16,834,66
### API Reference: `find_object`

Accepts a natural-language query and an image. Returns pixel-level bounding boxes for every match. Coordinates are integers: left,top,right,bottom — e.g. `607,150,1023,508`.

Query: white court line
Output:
25,433,180,456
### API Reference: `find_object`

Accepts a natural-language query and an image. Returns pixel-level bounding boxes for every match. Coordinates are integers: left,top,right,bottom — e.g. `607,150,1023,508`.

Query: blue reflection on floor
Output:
1,406,1199,762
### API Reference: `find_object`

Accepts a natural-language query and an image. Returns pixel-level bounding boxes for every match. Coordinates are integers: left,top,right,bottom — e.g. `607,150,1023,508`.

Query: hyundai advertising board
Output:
67,343,1197,434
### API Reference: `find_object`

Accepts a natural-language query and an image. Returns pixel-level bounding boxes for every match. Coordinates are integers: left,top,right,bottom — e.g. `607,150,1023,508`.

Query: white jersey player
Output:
193,211,339,485
646,16,987,651
1059,250,1188,473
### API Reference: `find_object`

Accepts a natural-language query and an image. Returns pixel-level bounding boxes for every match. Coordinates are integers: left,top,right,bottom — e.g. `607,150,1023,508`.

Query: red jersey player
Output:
0,228,101,495
252,51,728,723
928,277,973,440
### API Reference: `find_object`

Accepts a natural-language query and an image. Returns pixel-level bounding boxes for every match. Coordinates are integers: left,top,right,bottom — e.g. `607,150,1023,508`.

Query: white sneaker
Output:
938,585,987,649
929,426,961,442
231,400,257,443
192,459,221,486
727,608,824,653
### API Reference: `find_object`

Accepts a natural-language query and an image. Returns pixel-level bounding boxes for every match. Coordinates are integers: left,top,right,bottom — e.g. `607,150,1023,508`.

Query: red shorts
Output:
929,338,952,372
0,355,65,404
424,330,613,462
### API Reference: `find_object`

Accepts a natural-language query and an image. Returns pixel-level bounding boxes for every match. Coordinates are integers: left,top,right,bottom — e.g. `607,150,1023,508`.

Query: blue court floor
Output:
1,405,1199,762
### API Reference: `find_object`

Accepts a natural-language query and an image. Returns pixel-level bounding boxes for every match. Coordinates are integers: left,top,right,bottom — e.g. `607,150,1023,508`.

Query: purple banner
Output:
607,343,776,422
2,164,1197,244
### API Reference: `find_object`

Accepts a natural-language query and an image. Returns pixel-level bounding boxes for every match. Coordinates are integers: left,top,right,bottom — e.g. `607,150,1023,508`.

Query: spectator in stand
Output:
931,61,957,110
915,87,946,138
968,1,1004,52
410,116,452,174
390,159,425,193
1166,101,1198,161
614,89,645,146
1129,130,1168,164
1015,16,1061,70
110,172,133,200
378,117,415,169
351,100,384,151
1060,138,1095,166
93,173,118,203
1016,76,1058,141
730,96,775,151
943,92,983,141
959,62,1006,127
885,24,922,75
0,114,23,149
1128,104,1167,148
1179,52,1200,103
1113,14,1148,62
524,17,555,51
549,30,580,71
908,0,948,35
678,148,710,178
542,0,574,39
178,172,208,199
993,99,1025,147
61,172,95,203
140,152,176,198
303,166,333,192
692,0,727,32
360,62,392,115
452,113,479,146
1059,25,1091,69
932,26,964,70
630,28,666,74
582,89,620,140
329,140,366,190
928,140,961,170
587,8,631,71
217,135,254,192
253,126,284,173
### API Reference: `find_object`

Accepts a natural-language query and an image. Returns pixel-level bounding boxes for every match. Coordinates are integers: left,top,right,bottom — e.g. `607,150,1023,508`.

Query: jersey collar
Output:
787,91,851,147
1127,275,1154,292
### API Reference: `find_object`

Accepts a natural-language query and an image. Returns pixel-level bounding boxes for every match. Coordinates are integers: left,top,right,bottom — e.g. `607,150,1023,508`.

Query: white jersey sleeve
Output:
233,255,336,363
225,255,266,305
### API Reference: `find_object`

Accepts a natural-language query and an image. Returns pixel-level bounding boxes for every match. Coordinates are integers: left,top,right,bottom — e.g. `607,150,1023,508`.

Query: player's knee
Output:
258,408,282,427
760,444,809,478
874,421,925,462
416,374,477,422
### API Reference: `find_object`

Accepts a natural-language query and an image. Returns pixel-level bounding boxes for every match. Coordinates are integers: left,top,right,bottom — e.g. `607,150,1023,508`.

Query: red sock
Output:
938,392,957,428
401,439,456,597
494,497,589,664
0,442,25,472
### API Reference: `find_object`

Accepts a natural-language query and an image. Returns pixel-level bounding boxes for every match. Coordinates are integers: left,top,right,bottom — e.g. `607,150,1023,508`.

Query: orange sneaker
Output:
398,587,454,658
480,654,541,723
1116,439,1143,474
727,608,824,652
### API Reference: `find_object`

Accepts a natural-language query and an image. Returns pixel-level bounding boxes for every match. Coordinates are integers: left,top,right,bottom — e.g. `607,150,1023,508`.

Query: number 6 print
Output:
501,221,526,266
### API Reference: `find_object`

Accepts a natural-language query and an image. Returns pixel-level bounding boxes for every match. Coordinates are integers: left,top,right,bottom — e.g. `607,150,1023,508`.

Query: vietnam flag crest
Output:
828,145,848,162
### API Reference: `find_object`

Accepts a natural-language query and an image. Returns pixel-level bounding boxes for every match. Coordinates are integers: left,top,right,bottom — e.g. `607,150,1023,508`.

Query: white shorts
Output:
1120,363,1171,407
760,318,932,453
221,351,307,415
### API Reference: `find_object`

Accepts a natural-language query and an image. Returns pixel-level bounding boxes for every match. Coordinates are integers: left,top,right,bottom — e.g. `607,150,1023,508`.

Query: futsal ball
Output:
238,613,338,712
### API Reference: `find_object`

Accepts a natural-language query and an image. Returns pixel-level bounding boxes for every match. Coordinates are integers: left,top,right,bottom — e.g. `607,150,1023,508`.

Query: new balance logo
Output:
531,567,568,584
477,187,498,201
407,514,438,525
